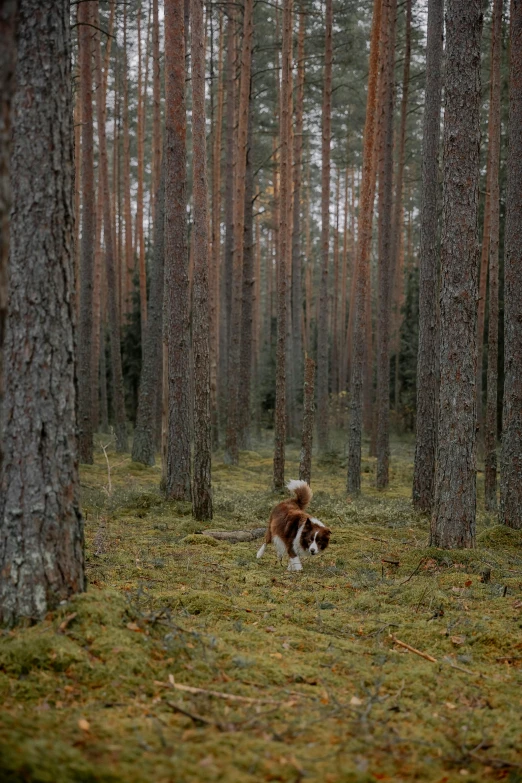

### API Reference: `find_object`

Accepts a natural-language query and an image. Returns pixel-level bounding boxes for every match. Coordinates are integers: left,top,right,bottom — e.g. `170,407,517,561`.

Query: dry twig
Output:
390,634,437,662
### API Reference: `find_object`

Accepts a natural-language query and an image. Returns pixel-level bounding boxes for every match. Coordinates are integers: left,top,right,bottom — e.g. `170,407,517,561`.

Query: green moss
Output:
181,534,219,547
477,524,522,548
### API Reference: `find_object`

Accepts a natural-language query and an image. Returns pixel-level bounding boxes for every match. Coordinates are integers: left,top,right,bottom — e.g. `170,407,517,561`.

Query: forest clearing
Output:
2,0,522,780
1,439,521,782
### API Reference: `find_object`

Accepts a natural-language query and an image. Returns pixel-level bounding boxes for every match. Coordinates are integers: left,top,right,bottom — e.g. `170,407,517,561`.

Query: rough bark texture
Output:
136,5,147,347
431,0,483,549
0,0,18,478
376,0,397,490
238,100,255,450
347,0,382,495
191,0,212,521
291,5,305,431
93,3,127,453
77,0,95,464
0,0,85,625
316,0,333,454
122,3,133,319
500,0,522,530
151,0,161,226
484,0,503,512
299,357,315,486
165,0,191,500
132,170,165,466
412,0,444,514
225,0,254,466
273,0,293,489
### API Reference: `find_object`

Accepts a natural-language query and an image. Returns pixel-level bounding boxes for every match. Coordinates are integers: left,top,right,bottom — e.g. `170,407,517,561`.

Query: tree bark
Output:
225,0,254,465
151,0,161,226
0,0,18,480
0,0,85,625
191,0,213,520
347,0,383,495
412,0,444,514
299,357,315,485
316,0,333,454
136,4,148,346
484,0,503,511
431,0,483,549
122,2,133,320
93,1,127,452
77,0,96,464
165,0,191,500
376,0,397,490
273,0,293,488
132,170,165,466
500,0,522,530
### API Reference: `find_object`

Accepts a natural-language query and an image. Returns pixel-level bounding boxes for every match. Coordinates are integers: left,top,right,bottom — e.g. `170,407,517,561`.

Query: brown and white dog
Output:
256,480,331,571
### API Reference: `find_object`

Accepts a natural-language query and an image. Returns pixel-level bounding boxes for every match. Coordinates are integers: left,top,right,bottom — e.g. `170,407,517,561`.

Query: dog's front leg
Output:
288,556,302,572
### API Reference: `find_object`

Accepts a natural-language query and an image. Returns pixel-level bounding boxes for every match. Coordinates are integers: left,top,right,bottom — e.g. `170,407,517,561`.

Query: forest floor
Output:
1,434,522,783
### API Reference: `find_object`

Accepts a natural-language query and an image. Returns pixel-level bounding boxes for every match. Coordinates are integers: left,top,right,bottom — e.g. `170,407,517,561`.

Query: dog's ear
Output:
303,517,313,530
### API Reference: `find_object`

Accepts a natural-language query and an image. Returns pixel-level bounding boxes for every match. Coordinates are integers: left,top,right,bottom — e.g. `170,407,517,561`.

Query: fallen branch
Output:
201,528,266,543
164,679,285,705
399,556,429,585
165,700,230,731
58,612,78,634
390,634,437,663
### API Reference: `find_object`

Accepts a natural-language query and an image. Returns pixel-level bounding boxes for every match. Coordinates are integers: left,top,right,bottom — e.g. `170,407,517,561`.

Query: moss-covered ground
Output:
1,435,522,783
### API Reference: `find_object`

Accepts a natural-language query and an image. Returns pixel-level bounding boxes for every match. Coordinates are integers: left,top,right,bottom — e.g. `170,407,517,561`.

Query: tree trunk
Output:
291,4,305,431
273,0,293,488
225,0,254,466
330,169,340,399
412,0,443,513
136,4,148,346
0,0,17,479
191,0,213,520
484,0,503,512
165,0,191,500
500,0,522,530
376,0,397,490
238,97,255,450
476,147,493,445
210,10,224,449
122,2,133,321
299,357,315,485
316,0,333,454
431,0,483,549
93,1,127,453
132,170,165,465
347,0,383,495
0,0,85,625
77,0,96,464
151,0,161,226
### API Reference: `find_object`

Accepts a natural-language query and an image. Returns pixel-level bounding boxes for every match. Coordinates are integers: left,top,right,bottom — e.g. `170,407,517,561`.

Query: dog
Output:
256,480,331,571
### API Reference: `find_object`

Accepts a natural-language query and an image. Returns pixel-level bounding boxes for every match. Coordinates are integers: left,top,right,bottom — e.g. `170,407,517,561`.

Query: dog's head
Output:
301,518,331,556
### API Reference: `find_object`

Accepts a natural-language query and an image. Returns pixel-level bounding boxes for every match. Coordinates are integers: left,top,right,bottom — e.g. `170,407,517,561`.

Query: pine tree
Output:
77,0,96,464
431,0,483,549
500,0,522,530
484,0,503,512
412,0,443,514
0,0,85,625
191,0,213,520
0,0,17,478
165,0,191,500
316,0,333,454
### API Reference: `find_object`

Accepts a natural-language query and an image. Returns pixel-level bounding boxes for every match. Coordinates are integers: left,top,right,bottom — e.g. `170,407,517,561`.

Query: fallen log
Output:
200,528,266,543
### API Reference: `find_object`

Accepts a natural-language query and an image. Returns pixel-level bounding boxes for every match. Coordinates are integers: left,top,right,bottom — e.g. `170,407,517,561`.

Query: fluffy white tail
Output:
256,543,266,559
286,479,312,509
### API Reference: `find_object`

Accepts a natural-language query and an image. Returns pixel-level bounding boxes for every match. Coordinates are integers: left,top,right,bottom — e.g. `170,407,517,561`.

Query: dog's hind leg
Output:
256,542,266,559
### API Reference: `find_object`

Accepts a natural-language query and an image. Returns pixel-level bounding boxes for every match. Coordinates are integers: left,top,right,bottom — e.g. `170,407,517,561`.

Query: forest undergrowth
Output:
1,436,521,783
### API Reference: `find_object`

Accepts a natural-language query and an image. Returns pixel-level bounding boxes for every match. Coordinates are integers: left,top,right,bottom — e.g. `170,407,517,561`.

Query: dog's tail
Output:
286,479,312,510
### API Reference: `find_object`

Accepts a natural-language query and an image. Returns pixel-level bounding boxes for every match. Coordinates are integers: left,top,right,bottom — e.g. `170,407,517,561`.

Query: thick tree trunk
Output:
412,0,444,514
500,0,522,530
291,4,305,431
273,0,293,488
225,0,254,466
347,0,383,494
0,0,85,625
0,0,17,479
376,0,397,490
93,2,127,453
77,0,96,464
299,357,315,485
151,0,161,226
122,3,133,320
165,0,191,500
431,0,483,549
238,100,255,450
136,5,147,346
191,0,213,520
484,0,503,511
132,170,165,466
316,0,333,454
